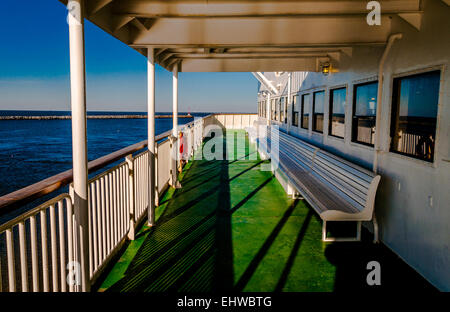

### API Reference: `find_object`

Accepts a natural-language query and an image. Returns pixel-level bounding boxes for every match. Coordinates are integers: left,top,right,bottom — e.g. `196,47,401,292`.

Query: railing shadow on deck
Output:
103,130,234,292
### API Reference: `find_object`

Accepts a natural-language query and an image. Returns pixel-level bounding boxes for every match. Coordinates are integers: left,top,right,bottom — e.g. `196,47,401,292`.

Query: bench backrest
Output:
276,131,380,216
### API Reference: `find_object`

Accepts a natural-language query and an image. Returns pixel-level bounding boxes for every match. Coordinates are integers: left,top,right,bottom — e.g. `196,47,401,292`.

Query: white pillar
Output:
171,63,179,186
68,0,90,292
266,93,271,126
172,63,179,137
147,48,156,226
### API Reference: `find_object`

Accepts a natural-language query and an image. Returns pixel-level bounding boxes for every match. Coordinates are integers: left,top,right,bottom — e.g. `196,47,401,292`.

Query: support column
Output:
266,93,271,126
68,0,89,292
147,48,156,226
171,63,179,187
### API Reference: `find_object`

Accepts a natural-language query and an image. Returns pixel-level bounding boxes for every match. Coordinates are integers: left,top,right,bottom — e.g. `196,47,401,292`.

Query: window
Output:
280,97,285,123
352,81,378,146
271,99,276,120
329,88,346,138
390,70,440,162
284,96,288,123
292,95,299,126
301,94,310,129
313,91,325,133
277,98,282,122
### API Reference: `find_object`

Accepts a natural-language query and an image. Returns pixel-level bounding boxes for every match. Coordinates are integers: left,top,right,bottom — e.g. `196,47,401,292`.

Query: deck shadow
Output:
105,131,236,292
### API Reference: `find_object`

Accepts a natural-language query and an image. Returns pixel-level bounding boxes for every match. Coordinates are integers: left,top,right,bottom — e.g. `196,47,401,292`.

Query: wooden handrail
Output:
0,130,173,215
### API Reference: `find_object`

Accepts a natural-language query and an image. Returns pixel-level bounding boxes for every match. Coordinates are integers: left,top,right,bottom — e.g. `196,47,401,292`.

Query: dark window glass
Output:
263,100,266,118
280,97,285,123
277,98,282,122
313,91,325,133
301,94,310,129
284,96,288,123
292,95,299,126
390,70,440,162
329,88,346,138
271,99,276,120
352,82,378,146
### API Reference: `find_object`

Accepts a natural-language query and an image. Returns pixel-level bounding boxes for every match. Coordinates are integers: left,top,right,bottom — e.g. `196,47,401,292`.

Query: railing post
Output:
154,145,159,207
126,155,135,240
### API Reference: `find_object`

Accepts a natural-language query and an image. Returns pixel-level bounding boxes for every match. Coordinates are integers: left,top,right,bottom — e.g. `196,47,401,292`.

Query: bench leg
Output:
322,221,362,242
372,215,379,244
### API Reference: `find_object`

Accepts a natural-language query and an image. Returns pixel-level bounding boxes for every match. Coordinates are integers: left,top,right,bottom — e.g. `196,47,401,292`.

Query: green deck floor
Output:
98,130,434,292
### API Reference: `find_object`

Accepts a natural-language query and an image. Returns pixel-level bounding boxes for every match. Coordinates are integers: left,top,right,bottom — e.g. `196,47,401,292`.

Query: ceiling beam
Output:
112,0,421,18
131,16,392,46
179,57,321,72
111,15,134,33
166,53,331,59
87,0,114,17
397,12,423,30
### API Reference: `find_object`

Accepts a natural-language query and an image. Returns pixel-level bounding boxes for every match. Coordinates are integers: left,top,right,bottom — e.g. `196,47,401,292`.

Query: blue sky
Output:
0,1,258,113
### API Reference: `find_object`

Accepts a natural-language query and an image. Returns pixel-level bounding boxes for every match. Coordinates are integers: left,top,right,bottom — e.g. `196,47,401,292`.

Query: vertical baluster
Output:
123,165,126,236
96,180,102,266
18,221,28,292
100,177,106,262
115,169,120,245
67,197,74,292
59,200,67,292
112,170,117,247
137,156,144,216
30,215,39,292
119,166,124,238
124,165,129,234
49,204,58,292
92,182,98,272
148,152,151,211
106,174,112,254
40,209,49,292
123,165,128,236
88,184,94,278
0,245,2,292
117,168,122,241
127,155,135,240
138,156,142,218
142,155,145,218
122,165,126,236
139,156,143,219
6,228,16,292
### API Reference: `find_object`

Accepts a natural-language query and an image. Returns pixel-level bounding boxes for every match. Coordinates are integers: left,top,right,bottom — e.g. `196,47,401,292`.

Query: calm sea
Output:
0,111,207,198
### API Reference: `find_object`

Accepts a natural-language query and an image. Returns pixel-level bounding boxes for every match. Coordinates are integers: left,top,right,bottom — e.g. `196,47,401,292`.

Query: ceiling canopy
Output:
59,0,424,72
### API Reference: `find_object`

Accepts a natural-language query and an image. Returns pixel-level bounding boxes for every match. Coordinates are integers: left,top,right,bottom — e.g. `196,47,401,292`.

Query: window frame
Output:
292,94,299,127
280,96,286,123
312,90,325,133
351,81,378,147
388,69,441,163
300,93,310,130
329,87,347,139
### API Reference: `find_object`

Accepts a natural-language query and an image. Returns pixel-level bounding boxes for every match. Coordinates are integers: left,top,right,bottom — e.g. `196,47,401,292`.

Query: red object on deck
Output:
180,136,184,154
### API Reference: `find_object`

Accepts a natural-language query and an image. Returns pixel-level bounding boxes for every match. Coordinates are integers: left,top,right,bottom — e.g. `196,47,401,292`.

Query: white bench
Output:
258,129,381,243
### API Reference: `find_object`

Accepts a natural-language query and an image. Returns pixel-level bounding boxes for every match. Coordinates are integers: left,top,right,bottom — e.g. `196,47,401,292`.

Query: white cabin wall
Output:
257,0,450,290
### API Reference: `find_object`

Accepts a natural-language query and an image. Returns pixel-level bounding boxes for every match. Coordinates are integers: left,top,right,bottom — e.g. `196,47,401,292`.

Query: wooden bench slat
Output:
278,153,360,214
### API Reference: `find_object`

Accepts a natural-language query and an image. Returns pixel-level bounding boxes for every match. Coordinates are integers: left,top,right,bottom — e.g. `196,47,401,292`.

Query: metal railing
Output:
0,113,255,292
0,194,75,292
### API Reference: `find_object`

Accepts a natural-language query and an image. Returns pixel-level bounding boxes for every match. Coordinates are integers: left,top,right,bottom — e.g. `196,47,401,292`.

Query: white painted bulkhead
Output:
257,0,450,291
